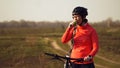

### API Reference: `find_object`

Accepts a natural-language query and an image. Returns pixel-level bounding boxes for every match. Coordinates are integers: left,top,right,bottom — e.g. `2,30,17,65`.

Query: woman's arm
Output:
61,26,74,43
89,30,99,57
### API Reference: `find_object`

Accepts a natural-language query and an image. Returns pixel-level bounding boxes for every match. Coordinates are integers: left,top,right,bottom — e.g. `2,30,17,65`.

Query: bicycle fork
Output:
64,59,72,68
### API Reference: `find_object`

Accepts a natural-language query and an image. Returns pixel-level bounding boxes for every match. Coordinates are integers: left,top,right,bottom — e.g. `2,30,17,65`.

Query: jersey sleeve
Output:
61,26,74,43
89,30,99,57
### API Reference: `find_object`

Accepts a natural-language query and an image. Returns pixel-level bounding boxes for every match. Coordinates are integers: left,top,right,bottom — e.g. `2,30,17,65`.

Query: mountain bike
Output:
45,53,84,68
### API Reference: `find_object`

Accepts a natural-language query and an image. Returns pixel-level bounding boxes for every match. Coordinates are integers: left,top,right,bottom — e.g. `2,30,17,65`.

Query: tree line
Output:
0,18,120,28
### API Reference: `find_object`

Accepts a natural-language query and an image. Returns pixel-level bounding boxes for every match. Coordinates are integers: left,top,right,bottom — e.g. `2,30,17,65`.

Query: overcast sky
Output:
0,0,120,22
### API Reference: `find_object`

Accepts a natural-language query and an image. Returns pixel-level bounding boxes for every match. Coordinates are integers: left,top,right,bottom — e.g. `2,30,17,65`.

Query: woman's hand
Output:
84,55,92,62
69,20,77,27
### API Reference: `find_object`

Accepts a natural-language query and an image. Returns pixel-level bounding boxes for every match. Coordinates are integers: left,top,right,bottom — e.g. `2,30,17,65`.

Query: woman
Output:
61,6,99,68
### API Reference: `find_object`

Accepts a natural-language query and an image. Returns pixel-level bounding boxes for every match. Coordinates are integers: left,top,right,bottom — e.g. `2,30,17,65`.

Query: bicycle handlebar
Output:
45,53,84,62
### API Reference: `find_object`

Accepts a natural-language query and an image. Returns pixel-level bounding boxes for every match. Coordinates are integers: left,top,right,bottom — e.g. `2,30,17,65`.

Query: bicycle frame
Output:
45,53,84,68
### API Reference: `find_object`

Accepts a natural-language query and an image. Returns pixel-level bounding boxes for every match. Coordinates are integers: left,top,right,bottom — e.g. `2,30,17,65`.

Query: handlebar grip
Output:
45,53,55,56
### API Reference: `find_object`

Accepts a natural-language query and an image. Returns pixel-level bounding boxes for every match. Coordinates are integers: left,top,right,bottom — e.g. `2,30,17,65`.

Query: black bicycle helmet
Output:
72,6,88,19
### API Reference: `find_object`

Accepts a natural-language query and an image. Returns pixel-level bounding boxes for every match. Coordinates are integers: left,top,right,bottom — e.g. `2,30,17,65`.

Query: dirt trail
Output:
51,40,68,53
44,37,68,53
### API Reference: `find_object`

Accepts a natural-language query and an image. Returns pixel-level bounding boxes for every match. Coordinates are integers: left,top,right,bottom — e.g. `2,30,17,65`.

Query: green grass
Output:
0,23,120,68
94,56,120,68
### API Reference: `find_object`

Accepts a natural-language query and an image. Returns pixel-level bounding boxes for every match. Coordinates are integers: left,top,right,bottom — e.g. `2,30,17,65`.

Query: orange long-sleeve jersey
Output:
61,23,99,64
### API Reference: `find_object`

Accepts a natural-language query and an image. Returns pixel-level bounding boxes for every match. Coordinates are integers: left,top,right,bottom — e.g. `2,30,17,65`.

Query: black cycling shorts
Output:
71,62,95,68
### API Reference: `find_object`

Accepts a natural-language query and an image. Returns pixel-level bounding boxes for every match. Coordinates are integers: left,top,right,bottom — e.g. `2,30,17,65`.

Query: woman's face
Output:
72,15,82,25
